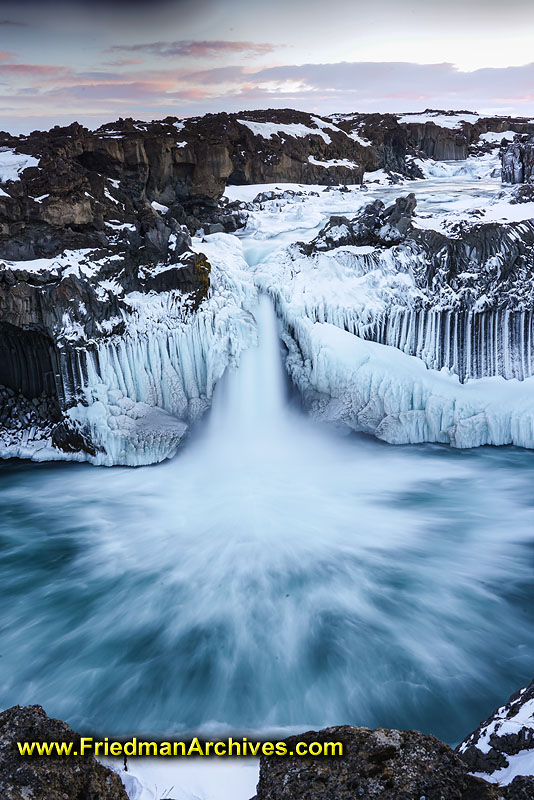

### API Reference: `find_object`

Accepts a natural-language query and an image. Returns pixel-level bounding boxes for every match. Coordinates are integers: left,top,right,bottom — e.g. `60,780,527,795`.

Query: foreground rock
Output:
0,705,128,800
253,725,500,800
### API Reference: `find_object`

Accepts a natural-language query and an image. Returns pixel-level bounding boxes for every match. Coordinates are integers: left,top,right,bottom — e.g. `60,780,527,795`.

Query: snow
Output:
347,131,372,147
308,155,359,169
1,249,94,276
396,112,481,128
472,749,534,786
364,168,396,185
0,148,39,182
151,200,169,213
237,119,332,144
479,130,518,144
105,188,121,205
102,757,258,800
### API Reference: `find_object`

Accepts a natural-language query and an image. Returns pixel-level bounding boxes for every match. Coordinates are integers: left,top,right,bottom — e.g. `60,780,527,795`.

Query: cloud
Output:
0,63,70,77
105,57,145,67
5,58,534,135
0,19,27,26
105,40,278,59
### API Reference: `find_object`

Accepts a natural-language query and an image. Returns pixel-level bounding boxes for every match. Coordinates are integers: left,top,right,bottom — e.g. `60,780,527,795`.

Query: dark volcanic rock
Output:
253,725,499,800
305,194,534,311
331,109,534,165
502,136,534,183
0,704,128,800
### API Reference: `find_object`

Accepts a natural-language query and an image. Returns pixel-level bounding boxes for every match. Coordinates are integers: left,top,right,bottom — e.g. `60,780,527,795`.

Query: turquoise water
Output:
1,414,533,742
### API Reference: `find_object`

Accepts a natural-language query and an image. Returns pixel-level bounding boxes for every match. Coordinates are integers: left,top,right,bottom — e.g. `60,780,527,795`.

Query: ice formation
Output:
0,235,258,466
282,318,534,448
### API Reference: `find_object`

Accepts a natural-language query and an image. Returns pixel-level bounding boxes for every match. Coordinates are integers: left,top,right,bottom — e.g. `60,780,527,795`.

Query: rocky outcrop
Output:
458,681,534,777
253,681,534,799
331,109,534,164
305,194,534,311
0,705,128,800
502,136,534,183
253,725,501,800
2,691,533,800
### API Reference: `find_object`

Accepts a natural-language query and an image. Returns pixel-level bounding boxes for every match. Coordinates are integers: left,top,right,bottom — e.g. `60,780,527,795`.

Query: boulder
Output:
253,725,499,800
0,705,128,800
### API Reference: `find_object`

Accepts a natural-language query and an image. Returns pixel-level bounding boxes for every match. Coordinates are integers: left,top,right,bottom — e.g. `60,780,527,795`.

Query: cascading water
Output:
208,294,287,440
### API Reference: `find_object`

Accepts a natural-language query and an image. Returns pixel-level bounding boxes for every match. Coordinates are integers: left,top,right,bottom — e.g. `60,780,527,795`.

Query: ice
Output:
55,234,258,466
283,319,534,448
413,152,501,180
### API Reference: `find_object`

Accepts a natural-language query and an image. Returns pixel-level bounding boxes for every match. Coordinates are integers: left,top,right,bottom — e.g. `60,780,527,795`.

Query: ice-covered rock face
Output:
261,195,534,383
0,233,257,466
245,182,534,450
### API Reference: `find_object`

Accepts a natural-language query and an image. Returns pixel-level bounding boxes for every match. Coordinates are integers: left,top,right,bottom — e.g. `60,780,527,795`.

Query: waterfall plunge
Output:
209,294,287,441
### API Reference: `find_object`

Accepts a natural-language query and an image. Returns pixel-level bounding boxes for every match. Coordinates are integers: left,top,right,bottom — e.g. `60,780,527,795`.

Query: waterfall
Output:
208,293,287,440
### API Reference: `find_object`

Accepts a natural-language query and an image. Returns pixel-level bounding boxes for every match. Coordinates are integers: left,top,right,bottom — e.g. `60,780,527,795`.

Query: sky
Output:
1,0,534,133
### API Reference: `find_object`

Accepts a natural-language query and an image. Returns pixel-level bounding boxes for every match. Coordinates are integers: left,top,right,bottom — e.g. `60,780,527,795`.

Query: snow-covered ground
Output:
102,756,259,800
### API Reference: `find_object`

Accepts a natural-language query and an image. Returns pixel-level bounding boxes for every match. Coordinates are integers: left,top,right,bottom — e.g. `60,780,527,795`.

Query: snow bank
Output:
479,130,518,144
103,756,258,800
396,112,481,128
237,119,333,144
0,148,39,182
